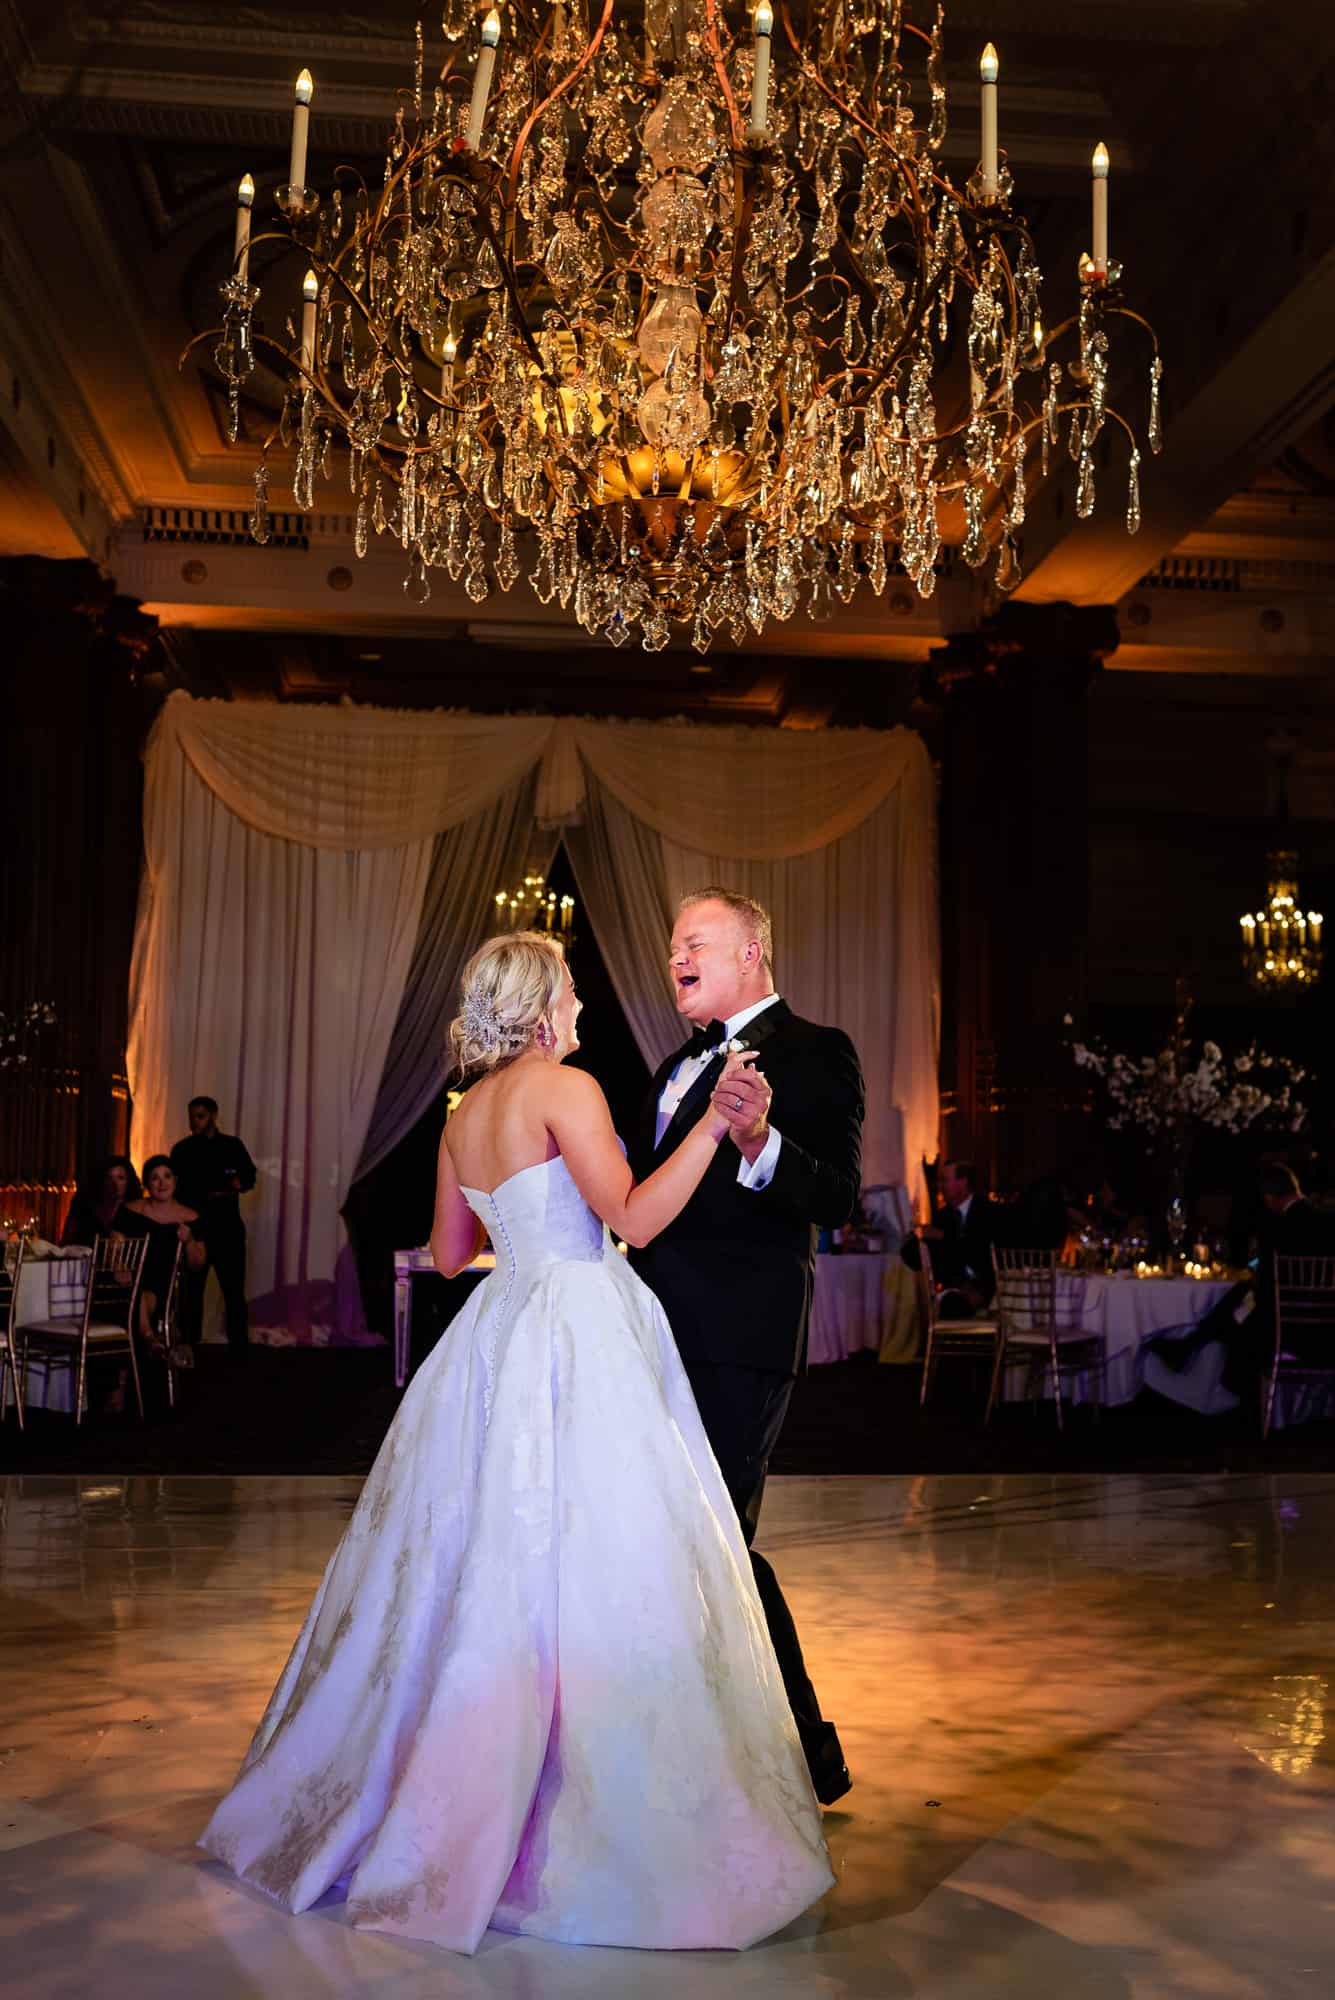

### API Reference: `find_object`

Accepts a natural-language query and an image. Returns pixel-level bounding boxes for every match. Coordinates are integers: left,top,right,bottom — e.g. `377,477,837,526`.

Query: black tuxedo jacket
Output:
628,1001,864,1376
934,1195,999,1303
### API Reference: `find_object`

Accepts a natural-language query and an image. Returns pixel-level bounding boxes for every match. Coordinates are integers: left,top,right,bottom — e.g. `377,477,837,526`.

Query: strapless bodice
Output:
460,1155,607,1287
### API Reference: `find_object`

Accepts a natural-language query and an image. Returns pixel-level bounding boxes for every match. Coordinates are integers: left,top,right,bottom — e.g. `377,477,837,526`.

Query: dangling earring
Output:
538,1019,554,1052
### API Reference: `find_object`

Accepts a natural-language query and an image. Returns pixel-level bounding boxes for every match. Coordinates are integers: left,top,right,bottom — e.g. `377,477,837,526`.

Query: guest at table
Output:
170,1097,257,1352
121,1156,207,1347
1153,1164,1335,1409
61,1155,144,1248
908,1160,998,1316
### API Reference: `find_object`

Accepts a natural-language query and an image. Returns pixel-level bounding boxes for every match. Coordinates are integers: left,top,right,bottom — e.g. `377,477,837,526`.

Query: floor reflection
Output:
3,1471,1334,1998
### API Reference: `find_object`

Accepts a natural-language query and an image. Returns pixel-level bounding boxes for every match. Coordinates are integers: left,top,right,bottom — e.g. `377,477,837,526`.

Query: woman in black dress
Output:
121,1155,208,1346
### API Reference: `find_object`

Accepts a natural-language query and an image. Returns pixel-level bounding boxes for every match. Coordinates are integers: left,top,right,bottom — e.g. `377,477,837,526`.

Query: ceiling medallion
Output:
192,3,1163,654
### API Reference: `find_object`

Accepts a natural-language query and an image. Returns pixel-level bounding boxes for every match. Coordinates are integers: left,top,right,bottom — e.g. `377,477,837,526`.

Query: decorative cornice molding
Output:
0,230,131,526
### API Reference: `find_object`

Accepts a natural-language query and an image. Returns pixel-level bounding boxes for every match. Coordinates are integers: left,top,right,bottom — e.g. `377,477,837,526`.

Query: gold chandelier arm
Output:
504,0,616,215
703,0,744,150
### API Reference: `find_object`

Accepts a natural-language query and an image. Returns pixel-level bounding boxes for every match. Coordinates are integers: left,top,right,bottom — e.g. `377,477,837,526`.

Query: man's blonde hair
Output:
449,931,566,1077
677,887,774,973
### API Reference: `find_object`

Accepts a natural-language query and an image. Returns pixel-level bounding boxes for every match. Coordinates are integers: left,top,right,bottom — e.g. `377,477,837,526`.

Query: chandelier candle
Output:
288,69,313,192
233,173,254,283
466,11,502,153
979,43,999,202
1092,142,1110,275
749,2,773,141
300,269,318,374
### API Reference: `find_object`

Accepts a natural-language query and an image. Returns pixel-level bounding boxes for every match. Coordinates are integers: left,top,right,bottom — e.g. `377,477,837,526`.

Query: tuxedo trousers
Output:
681,1358,829,1747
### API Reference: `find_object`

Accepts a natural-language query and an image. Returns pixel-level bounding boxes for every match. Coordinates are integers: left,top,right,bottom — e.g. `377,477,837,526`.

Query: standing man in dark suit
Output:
169,1095,258,1352
628,889,864,1805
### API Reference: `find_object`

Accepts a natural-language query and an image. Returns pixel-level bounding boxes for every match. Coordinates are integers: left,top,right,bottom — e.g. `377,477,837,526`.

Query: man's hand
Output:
710,1063,773,1165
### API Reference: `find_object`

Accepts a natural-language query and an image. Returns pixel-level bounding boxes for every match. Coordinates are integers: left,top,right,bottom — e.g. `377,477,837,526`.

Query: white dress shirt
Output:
656,993,784,1190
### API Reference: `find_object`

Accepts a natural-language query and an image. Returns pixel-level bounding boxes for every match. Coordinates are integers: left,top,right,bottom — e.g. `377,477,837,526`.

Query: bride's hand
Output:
703,1050,759,1141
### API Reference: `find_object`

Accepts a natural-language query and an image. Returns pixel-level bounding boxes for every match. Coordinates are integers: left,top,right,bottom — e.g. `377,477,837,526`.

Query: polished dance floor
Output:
2,1471,1332,1998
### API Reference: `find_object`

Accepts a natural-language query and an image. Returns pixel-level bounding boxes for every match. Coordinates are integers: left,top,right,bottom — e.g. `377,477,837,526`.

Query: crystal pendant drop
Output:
249,464,270,545
1148,356,1163,454
994,531,1021,594
1126,447,1141,535
1076,447,1095,518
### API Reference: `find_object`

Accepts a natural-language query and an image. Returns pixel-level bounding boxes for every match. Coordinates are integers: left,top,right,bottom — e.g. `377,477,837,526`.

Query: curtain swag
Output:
150,693,928,862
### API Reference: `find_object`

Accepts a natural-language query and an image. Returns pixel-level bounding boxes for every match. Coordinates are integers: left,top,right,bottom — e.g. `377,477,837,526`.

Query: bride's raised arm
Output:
544,1055,754,1248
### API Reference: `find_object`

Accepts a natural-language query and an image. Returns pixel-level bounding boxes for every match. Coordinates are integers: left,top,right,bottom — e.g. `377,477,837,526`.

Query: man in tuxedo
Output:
930,1161,998,1314
628,888,864,1806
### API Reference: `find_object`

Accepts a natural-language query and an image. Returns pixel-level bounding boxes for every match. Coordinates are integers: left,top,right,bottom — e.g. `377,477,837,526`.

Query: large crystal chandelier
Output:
197,2,1163,654
1240,854,1324,993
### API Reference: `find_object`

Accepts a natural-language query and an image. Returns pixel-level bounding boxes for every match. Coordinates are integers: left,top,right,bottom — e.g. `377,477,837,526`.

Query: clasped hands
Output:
705,1049,772,1164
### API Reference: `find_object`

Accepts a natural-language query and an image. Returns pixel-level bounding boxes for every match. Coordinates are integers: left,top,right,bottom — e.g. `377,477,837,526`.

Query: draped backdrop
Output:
128,694,938,1342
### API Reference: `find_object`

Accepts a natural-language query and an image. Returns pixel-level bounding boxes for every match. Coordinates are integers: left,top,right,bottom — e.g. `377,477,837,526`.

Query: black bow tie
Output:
690,1019,728,1055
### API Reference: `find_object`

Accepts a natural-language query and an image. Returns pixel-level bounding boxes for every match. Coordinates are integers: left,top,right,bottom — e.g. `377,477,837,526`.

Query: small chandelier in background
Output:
1240,853,1323,994
494,872,577,949
195,2,1163,653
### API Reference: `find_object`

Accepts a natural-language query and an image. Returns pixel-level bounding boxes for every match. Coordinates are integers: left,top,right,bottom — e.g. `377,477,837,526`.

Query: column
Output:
931,600,1118,1197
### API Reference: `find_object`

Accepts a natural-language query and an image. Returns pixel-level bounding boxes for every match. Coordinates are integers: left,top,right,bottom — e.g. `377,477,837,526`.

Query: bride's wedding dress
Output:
200,1154,833,1953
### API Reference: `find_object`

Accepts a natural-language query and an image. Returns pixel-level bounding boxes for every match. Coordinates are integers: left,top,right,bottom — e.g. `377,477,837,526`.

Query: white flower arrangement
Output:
1066,1012,1309,1144
0,1001,57,1072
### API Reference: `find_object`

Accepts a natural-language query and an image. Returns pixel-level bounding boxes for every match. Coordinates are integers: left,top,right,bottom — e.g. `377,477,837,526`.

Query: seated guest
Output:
914,1159,998,1316
121,1156,208,1349
62,1156,144,1247
1152,1164,1335,1409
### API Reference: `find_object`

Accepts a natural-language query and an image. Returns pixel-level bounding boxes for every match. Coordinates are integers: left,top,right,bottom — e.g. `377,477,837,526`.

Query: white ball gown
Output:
199,1154,834,1954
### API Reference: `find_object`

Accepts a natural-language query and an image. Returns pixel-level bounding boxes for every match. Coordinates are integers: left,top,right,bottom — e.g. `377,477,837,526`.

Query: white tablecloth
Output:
6,1255,91,1414
1004,1271,1233,1407
809,1253,916,1366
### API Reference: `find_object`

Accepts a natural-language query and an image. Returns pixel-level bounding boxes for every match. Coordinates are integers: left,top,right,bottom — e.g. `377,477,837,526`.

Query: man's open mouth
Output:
677,974,698,990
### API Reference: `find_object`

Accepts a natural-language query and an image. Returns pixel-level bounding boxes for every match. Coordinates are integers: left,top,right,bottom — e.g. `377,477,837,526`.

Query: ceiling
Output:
1,0,1333,721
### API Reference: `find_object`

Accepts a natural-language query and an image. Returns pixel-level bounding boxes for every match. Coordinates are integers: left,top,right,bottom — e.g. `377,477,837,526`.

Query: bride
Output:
200,930,833,1954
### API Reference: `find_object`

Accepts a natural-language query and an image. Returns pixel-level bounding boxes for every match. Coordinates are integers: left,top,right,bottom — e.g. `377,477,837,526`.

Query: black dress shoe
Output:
802,1722,852,1806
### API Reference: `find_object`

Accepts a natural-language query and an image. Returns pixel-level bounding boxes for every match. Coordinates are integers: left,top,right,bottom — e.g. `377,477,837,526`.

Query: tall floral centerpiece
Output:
1066,994,1309,1254
0,1001,56,1072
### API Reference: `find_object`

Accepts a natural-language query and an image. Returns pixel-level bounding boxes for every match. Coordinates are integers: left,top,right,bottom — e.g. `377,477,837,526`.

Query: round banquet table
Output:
5,1252,91,1414
808,1252,918,1366
1002,1270,1234,1408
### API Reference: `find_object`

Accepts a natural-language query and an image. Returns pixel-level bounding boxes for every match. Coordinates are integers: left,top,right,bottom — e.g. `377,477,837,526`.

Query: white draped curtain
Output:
128,695,938,1342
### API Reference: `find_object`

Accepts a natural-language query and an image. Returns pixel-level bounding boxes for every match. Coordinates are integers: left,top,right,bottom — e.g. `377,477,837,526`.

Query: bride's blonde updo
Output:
449,931,566,1078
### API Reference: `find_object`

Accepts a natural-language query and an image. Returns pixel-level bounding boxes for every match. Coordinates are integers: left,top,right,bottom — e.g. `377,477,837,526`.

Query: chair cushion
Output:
21,1318,130,1343
1004,1326,1100,1345
18,1317,84,1338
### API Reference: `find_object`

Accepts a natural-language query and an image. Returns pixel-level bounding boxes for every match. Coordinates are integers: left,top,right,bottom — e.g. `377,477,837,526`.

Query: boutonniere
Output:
722,1036,749,1057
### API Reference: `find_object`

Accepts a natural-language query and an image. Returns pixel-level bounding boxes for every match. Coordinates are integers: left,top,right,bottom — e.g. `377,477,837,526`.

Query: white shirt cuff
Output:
737,1125,782,1191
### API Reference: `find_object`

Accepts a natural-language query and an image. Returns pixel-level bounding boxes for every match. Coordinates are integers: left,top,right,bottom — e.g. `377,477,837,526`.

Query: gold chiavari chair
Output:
0,1236,27,1429
154,1239,189,1411
1265,1256,1335,1440
988,1248,1106,1431
18,1233,149,1424
917,1234,1002,1415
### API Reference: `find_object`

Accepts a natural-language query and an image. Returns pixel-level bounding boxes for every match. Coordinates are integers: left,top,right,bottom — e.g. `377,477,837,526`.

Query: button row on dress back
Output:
481,1197,516,1428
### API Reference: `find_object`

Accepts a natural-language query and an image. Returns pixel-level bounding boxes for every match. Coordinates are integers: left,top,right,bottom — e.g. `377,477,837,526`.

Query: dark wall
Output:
0,559,157,1234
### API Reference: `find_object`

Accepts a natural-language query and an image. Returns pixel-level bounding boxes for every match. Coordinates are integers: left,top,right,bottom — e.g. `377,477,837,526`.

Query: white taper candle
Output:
234,173,254,282
300,268,318,373
465,11,502,153
1092,141,1110,274
750,1,773,140
288,70,313,191
979,44,999,201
